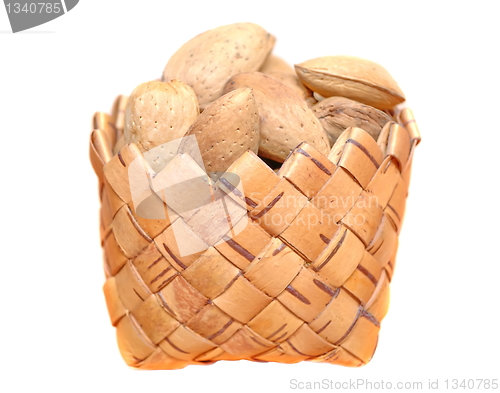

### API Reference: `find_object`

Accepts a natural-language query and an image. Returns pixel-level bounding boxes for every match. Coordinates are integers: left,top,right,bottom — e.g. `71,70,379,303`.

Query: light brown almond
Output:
312,96,392,145
183,88,260,175
124,80,199,151
163,22,275,110
295,55,405,110
223,72,330,162
260,54,296,75
260,54,316,106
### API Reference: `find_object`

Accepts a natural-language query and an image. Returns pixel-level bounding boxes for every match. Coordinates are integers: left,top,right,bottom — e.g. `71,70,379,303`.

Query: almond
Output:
182,88,260,176
260,54,296,75
223,72,330,162
124,80,199,151
312,96,392,144
260,54,316,106
163,22,275,110
295,55,405,110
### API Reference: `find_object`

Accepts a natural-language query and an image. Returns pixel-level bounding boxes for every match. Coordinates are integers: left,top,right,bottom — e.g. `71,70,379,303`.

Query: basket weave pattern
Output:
90,96,420,370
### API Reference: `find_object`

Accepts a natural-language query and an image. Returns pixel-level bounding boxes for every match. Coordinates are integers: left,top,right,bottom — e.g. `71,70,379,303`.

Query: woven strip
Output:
91,98,421,369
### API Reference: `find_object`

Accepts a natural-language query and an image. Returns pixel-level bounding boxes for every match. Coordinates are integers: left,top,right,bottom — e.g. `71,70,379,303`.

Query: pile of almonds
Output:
122,22,405,175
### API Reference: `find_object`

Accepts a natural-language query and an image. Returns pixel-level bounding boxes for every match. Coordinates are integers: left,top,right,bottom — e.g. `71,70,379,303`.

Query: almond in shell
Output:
182,88,260,176
260,54,316,106
124,80,199,151
223,72,330,162
163,22,275,110
260,54,296,75
295,55,405,110
312,96,392,144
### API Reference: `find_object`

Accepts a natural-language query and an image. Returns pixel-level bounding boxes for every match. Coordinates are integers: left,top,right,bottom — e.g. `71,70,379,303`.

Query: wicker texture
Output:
90,96,421,369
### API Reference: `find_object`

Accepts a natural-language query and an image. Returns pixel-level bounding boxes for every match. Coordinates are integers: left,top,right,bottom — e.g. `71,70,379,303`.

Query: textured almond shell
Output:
312,96,391,145
163,22,275,110
124,80,199,151
223,72,330,162
295,55,405,110
184,88,260,174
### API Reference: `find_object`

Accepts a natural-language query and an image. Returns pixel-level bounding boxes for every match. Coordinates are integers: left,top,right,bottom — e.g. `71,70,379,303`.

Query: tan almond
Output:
223,72,330,162
260,55,316,106
183,88,260,175
163,22,275,110
295,55,405,110
312,96,392,145
124,80,199,151
260,54,296,75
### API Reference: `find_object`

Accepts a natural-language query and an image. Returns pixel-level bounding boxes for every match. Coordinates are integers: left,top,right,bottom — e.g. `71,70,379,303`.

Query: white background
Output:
1,1,499,392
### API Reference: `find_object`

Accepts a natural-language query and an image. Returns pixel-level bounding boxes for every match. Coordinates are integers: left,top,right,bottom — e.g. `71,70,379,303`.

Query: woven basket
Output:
89,95,421,370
